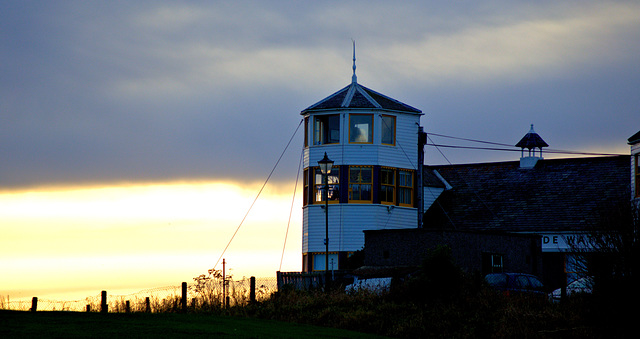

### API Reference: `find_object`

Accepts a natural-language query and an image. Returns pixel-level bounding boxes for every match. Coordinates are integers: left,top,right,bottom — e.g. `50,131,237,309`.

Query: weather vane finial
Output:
352,39,357,83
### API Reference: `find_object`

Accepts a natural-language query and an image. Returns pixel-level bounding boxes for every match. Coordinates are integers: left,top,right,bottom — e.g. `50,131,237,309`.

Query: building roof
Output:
301,80,422,115
423,156,631,233
628,130,640,145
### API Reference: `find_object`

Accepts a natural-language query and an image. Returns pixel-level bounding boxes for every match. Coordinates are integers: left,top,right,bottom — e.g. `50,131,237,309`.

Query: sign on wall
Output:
541,233,595,252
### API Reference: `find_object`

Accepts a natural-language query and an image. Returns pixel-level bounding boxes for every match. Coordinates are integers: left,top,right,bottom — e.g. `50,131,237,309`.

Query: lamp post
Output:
318,152,334,290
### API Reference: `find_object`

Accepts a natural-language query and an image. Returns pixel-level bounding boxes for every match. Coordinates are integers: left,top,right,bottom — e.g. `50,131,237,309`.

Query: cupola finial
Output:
351,39,357,83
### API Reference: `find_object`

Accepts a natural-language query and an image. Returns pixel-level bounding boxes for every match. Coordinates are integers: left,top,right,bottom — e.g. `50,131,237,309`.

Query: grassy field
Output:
0,310,388,338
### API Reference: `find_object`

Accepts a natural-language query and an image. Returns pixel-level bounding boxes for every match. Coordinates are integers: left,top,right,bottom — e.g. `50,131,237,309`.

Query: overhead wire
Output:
279,146,304,271
212,118,304,272
423,131,625,230
426,132,625,157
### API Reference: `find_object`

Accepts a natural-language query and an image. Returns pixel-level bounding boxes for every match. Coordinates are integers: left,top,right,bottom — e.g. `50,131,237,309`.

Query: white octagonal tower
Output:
300,54,423,272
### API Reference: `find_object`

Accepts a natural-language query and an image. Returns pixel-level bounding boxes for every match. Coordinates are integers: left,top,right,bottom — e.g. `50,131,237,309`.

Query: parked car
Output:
549,276,593,302
345,277,392,294
485,273,545,296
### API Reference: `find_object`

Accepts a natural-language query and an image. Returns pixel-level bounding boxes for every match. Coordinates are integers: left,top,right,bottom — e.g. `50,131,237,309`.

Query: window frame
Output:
381,115,396,146
314,114,340,145
313,166,340,204
398,169,414,207
348,166,373,203
491,254,504,273
348,114,373,144
635,154,640,198
380,167,396,205
303,168,309,206
312,252,339,271
304,116,309,147
482,252,504,274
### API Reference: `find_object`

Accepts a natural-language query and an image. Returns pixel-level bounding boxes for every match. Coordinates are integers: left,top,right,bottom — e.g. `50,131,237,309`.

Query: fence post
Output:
31,297,37,312
276,271,282,291
125,300,131,313
181,282,187,312
145,297,151,313
250,277,256,304
86,304,91,312
101,291,107,313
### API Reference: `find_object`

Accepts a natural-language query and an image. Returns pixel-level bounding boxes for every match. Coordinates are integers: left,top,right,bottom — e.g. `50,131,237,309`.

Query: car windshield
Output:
514,275,531,289
486,274,507,288
528,276,543,289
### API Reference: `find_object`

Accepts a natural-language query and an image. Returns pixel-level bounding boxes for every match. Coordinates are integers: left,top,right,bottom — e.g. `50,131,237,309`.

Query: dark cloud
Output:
1,1,638,188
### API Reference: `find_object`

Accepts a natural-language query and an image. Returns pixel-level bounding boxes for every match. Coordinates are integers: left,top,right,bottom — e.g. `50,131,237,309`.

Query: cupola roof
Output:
515,124,549,149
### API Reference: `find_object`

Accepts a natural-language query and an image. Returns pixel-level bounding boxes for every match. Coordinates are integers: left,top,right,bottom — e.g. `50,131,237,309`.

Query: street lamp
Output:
318,152,334,290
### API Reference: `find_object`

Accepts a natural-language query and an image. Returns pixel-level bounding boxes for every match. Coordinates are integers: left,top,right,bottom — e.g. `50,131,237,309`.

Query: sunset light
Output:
0,181,302,300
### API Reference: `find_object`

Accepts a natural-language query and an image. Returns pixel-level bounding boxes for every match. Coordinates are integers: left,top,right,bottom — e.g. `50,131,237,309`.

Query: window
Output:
349,114,372,143
303,168,309,206
381,115,396,145
380,167,395,205
482,253,504,274
349,166,373,202
314,114,340,145
312,253,339,271
314,167,340,203
304,117,309,147
398,170,414,206
636,154,640,197
491,254,504,273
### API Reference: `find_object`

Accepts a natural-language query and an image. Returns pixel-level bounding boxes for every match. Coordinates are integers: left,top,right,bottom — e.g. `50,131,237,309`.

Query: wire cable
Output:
279,146,304,271
212,118,304,272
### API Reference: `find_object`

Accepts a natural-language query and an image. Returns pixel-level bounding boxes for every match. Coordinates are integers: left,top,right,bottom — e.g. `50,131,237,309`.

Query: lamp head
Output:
317,152,334,175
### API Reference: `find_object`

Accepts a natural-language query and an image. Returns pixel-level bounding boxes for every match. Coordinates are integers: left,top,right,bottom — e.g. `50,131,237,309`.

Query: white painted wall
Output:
302,204,417,253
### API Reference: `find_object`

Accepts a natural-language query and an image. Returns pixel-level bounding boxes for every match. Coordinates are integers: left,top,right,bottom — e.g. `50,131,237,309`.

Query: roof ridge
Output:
355,84,382,108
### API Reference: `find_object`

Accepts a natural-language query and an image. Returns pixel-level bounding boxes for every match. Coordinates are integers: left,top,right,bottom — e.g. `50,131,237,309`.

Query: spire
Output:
351,39,357,83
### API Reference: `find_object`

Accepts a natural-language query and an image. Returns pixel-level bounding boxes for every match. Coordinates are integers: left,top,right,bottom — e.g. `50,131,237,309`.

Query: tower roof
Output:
628,130,640,145
515,124,549,149
301,82,423,115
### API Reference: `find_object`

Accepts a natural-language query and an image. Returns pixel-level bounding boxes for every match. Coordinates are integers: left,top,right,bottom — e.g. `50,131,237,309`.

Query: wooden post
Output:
222,258,226,308
125,300,131,313
145,297,151,313
276,271,282,291
86,304,91,312
250,276,256,304
181,282,187,312
101,291,107,313
31,297,37,312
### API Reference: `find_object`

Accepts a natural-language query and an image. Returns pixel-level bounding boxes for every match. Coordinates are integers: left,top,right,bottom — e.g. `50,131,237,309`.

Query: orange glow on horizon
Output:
0,180,302,301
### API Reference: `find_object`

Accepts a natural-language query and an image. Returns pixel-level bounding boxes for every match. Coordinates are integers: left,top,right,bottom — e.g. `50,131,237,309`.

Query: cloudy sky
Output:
1,0,639,300
3,0,638,189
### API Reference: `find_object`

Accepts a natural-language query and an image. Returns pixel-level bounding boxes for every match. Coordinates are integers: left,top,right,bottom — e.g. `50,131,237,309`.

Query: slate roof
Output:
423,156,631,233
301,81,422,115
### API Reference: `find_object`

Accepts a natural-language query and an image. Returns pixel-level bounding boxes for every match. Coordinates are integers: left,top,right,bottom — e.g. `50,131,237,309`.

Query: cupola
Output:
516,124,548,169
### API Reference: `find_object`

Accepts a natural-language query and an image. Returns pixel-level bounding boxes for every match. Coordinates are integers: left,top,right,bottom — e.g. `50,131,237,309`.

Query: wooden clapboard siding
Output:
303,205,417,253
423,186,444,211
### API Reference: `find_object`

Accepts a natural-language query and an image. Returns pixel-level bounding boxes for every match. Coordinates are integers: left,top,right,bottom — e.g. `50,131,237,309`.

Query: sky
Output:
1,1,639,300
